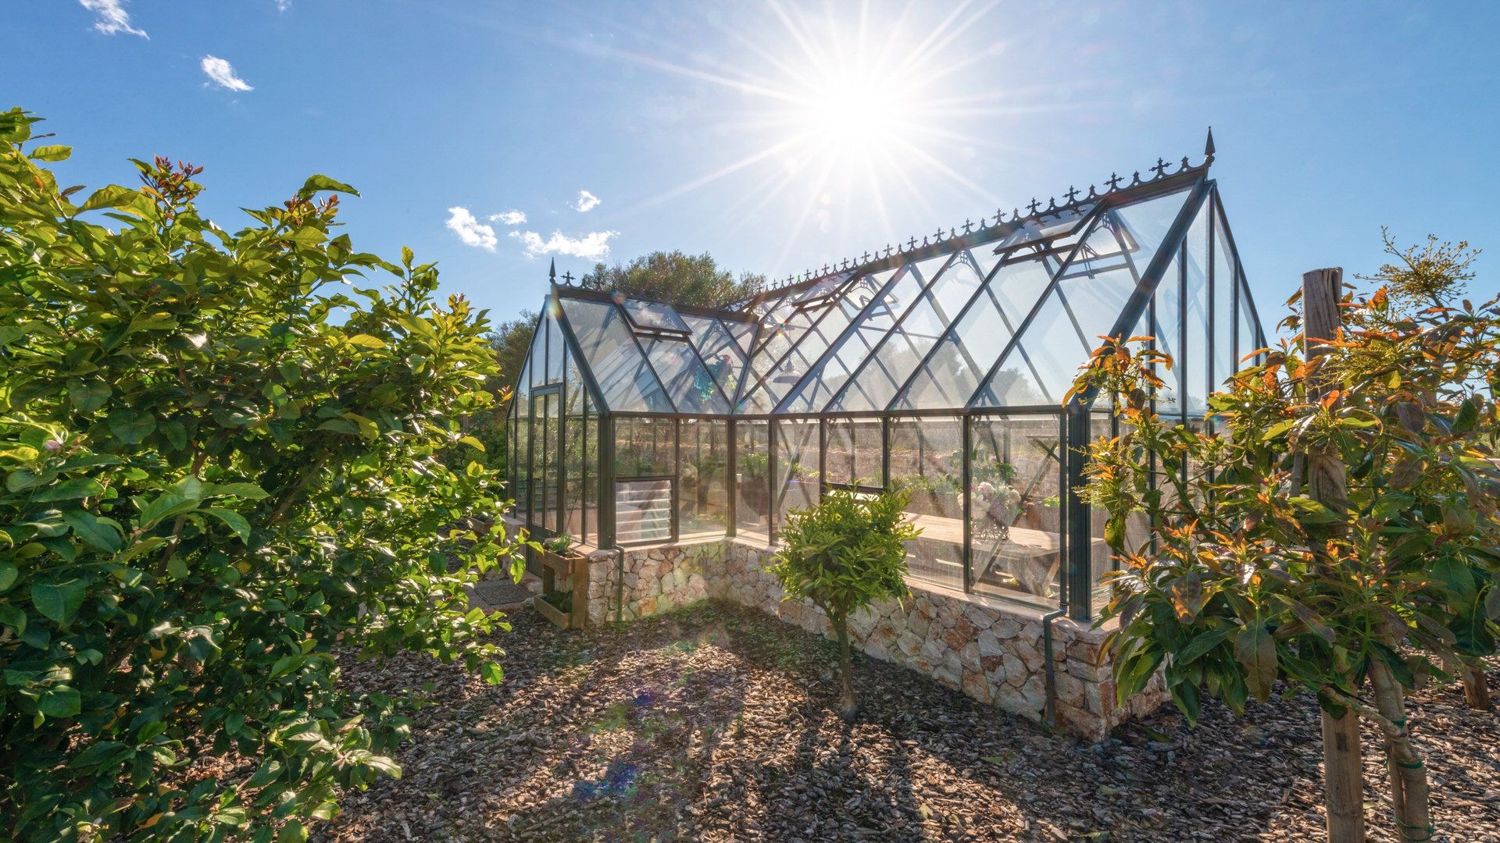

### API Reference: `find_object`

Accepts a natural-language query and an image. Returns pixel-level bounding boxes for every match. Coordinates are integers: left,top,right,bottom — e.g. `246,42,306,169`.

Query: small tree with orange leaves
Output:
1072,235,1499,841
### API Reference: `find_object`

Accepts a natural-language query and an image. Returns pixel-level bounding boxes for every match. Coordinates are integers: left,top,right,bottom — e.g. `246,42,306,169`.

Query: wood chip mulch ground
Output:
322,602,1499,842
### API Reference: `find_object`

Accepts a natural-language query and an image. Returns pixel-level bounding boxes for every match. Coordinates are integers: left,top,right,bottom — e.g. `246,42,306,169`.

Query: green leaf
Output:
480,662,504,684
33,477,105,502
78,184,139,212
68,381,111,412
31,579,89,626
346,334,386,350
106,409,155,444
278,820,309,843
1235,619,1277,701
1176,627,1230,665
204,507,252,543
39,685,81,718
1430,554,1477,606
29,144,71,162
62,509,123,552
0,564,17,593
296,174,359,199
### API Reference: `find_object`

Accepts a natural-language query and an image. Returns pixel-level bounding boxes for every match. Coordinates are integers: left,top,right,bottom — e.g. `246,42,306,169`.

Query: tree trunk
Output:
1369,659,1433,841
1321,705,1366,843
1461,664,1491,710
833,613,856,719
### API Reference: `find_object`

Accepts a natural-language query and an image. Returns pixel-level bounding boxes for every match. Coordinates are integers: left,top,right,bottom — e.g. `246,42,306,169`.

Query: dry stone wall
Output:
581,538,1164,741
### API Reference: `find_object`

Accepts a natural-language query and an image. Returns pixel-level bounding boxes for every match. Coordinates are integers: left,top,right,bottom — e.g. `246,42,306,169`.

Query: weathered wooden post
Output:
1302,268,1366,843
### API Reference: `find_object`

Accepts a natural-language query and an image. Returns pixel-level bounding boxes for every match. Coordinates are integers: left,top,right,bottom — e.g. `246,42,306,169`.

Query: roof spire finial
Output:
1204,126,1216,161
548,257,556,283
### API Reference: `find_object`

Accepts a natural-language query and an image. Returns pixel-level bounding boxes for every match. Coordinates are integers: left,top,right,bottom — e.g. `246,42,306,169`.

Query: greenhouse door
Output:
527,389,560,535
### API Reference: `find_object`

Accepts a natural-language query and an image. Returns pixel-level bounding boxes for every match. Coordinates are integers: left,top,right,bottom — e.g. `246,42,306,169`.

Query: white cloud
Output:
510,229,618,260
572,190,601,213
274,0,291,10
79,0,147,38
487,209,527,225
446,207,498,251
201,56,253,92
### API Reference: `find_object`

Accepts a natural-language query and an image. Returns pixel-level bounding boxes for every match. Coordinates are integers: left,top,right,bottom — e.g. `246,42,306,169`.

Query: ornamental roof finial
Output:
1204,126,1216,161
548,257,556,283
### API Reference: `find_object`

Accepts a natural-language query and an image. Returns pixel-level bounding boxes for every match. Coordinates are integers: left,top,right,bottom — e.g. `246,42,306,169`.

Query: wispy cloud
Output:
572,190,601,213
446,207,498,251
79,0,147,38
488,209,527,225
511,229,618,260
201,56,253,92
274,0,291,10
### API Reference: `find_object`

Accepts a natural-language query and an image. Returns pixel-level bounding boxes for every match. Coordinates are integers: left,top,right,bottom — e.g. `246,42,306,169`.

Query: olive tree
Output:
769,489,919,717
0,109,526,841
1074,235,1499,841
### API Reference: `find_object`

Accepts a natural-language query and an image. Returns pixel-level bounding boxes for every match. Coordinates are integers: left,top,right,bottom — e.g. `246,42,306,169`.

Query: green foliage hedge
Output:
0,109,524,840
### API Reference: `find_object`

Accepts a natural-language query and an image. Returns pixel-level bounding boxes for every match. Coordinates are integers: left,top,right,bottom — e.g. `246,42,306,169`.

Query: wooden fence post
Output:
1302,268,1366,843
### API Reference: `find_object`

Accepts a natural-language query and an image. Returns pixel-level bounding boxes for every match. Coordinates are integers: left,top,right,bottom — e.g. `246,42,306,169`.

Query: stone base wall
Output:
579,537,1164,742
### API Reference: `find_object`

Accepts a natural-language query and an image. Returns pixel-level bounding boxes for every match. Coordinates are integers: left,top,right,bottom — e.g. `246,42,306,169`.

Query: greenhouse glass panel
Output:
891,416,964,592
969,413,1064,607
615,417,673,544
560,297,674,413
1238,277,1264,365
780,259,935,413
735,420,771,543
544,310,565,384
583,393,599,543
1183,205,1211,417
825,417,882,488
774,420,820,529
739,269,895,413
640,335,731,415
895,257,1051,410
622,298,691,335
830,250,992,412
1153,253,1185,416
971,187,1195,408
1212,213,1235,393
680,418,729,538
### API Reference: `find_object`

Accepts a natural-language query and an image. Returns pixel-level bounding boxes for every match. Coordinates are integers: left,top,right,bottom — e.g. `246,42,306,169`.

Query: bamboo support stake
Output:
1302,268,1366,843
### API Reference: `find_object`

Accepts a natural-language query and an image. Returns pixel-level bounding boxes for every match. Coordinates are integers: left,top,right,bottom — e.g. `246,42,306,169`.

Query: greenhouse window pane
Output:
1212,220,1235,389
897,258,1050,410
560,297,674,413
735,420,770,543
622,298,690,335
825,417,882,488
544,311,565,384
740,269,895,413
1153,254,1184,415
780,261,930,413
970,414,1064,607
831,251,991,412
641,335,731,414
891,417,964,592
1237,278,1264,365
1184,206,1210,416
775,420,820,527
679,419,728,538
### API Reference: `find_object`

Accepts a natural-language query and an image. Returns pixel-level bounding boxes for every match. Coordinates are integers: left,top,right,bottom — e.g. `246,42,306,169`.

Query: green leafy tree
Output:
769,489,919,716
1074,236,1499,841
0,109,525,841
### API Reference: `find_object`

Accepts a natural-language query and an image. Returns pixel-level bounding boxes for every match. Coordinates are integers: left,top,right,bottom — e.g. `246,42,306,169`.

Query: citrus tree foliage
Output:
1075,237,1498,839
0,109,524,841
770,489,918,714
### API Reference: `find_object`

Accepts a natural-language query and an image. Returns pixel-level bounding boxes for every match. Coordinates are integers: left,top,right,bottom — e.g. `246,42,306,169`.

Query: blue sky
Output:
6,1,1499,334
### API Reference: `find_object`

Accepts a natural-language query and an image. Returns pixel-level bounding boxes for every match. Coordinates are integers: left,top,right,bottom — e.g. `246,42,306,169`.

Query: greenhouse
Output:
506,141,1265,622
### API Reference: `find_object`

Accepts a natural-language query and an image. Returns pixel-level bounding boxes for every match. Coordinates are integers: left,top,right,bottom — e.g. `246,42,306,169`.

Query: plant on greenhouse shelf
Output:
1072,234,1500,842
974,479,1023,542
770,488,921,718
0,108,528,841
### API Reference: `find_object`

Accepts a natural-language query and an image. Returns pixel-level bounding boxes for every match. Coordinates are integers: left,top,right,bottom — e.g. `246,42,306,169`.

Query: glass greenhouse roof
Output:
525,146,1266,418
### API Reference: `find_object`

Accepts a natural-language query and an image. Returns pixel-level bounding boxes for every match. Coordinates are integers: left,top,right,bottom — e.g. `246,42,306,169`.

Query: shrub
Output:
0,108,525,841
769,488,919,716
1075,236,1499,841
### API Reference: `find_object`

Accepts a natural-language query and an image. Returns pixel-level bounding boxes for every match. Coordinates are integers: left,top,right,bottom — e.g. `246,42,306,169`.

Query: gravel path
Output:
324,602,1499,842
